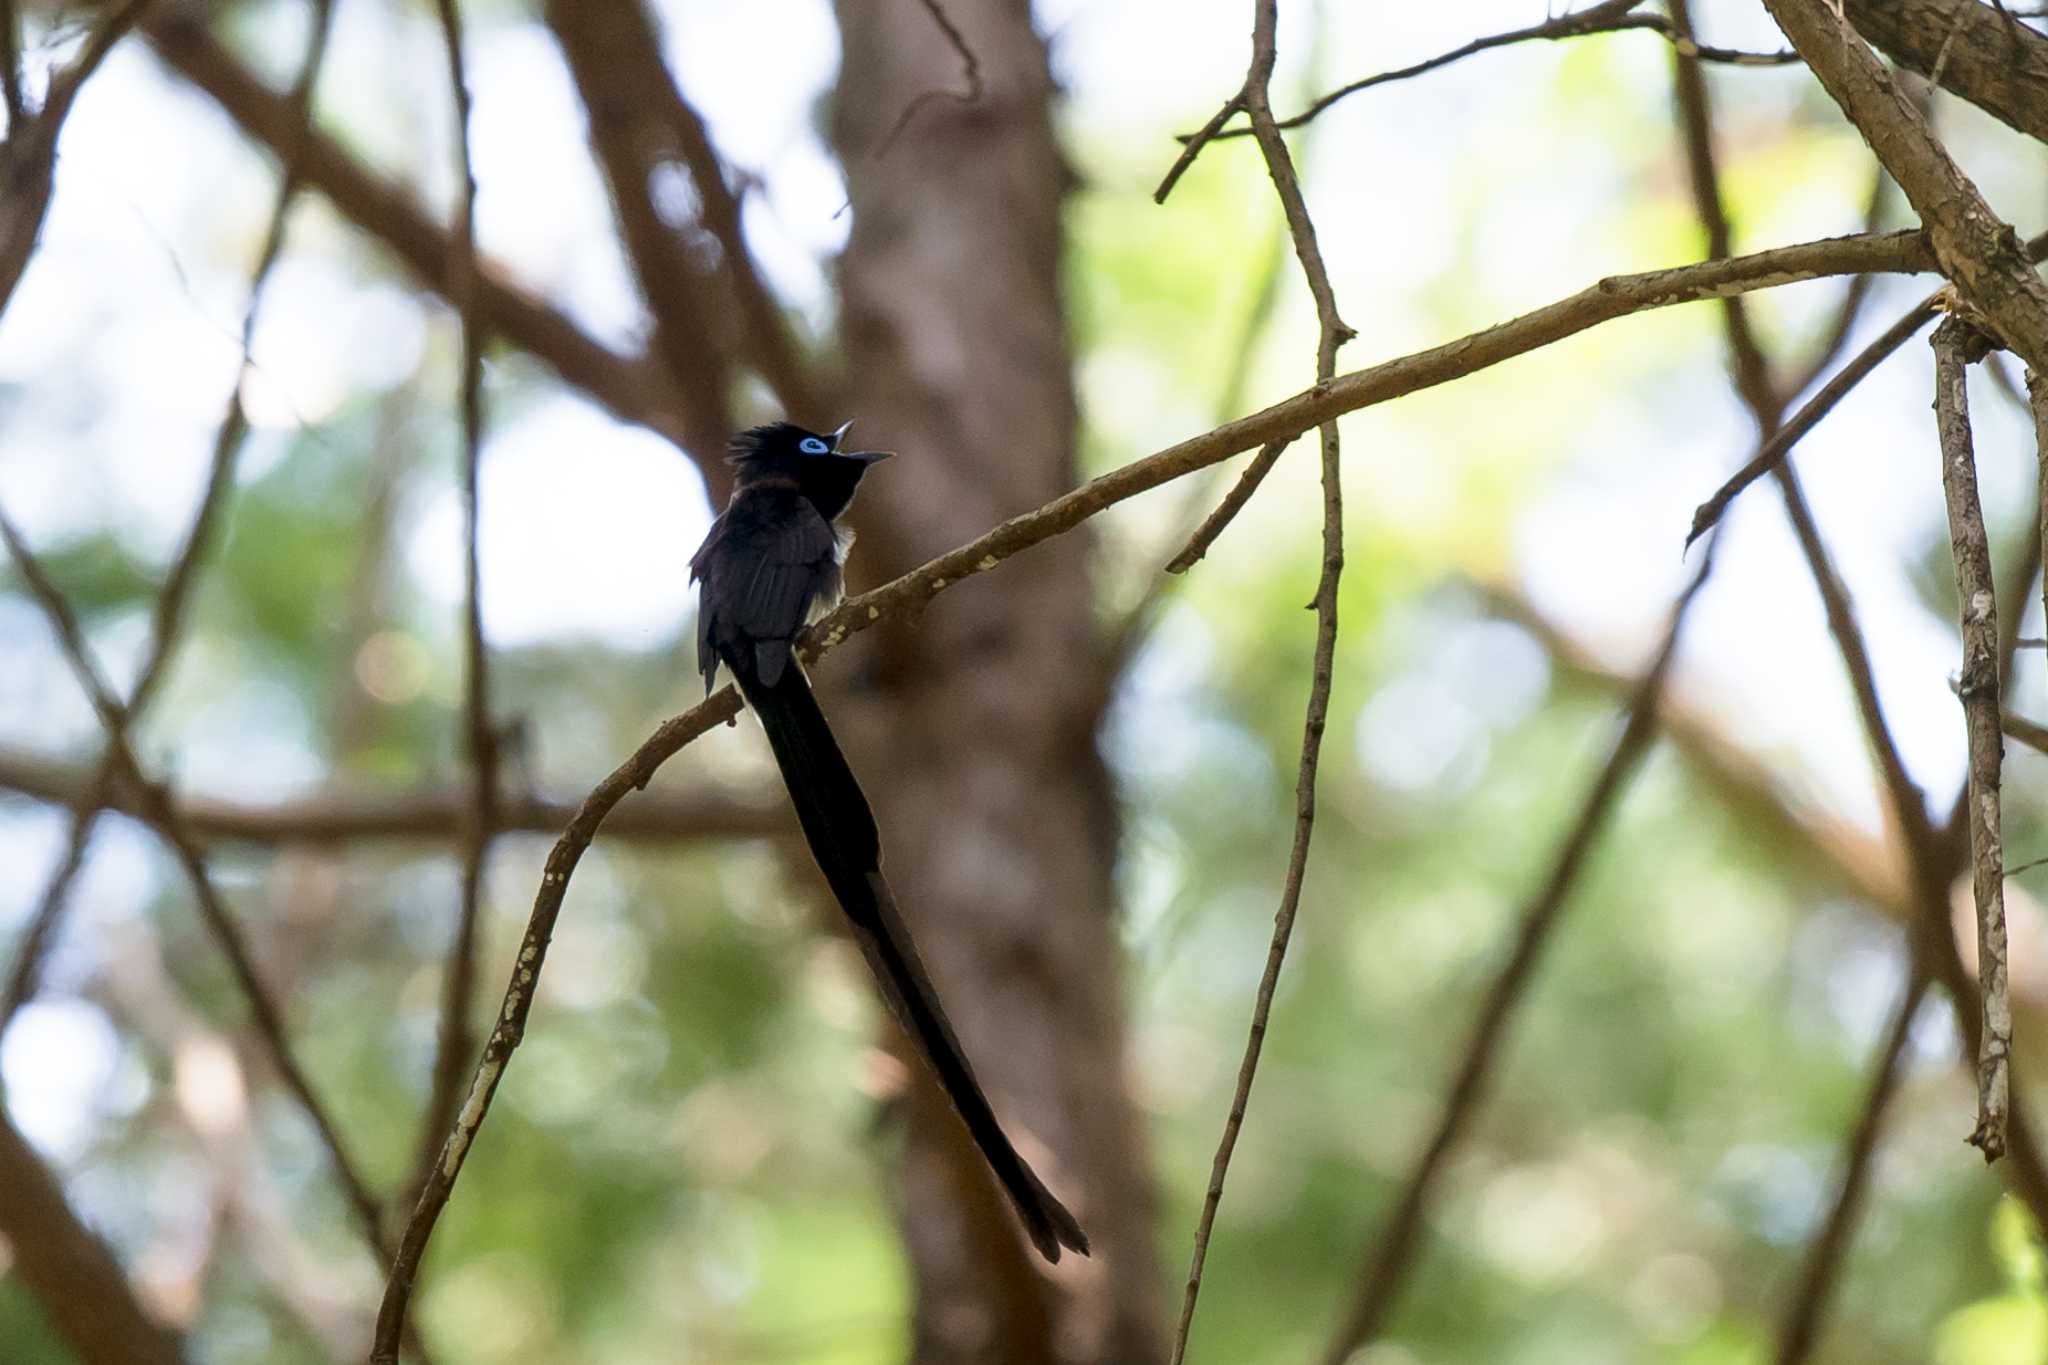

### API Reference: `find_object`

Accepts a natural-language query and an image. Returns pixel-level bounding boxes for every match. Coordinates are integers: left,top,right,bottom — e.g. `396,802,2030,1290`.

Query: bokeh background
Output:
2,0,2047,1361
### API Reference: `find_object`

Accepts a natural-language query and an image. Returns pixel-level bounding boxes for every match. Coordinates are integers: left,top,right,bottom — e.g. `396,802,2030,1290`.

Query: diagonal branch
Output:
1186,0,1794,154
1323,549,1719,1361
0,0,154,312
0,505,391,1267
365,225,1940,1359
1763,0,2048,375
3,0,335,1033
140,10,696,459
1932,315,2012,1160
1842,0,2048,147
1774,967,1929,1364
0,1098,183,1365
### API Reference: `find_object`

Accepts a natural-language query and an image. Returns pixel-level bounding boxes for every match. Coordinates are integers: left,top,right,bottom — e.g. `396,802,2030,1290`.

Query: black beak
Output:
828,419,891,463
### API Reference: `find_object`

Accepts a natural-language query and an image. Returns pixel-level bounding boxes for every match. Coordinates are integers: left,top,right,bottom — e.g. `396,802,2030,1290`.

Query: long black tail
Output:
732,658,1089,1262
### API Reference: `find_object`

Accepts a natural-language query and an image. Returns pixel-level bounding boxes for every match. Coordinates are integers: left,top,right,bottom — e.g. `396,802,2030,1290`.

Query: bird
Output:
689,420,1090,1263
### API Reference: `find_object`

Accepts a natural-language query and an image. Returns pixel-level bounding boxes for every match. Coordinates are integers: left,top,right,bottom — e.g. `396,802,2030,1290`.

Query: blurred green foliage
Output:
4,2,2048,1364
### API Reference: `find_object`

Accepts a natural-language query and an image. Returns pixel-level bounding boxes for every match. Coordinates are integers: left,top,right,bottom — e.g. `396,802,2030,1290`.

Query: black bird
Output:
690,421,1089,1263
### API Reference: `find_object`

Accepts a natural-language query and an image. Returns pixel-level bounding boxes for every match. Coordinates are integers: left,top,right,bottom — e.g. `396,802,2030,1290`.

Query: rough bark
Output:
1846,0,2048,148
828,2,1163,1360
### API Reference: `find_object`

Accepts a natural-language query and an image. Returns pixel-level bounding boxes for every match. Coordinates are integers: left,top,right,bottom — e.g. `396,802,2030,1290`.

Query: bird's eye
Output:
798,436,829,455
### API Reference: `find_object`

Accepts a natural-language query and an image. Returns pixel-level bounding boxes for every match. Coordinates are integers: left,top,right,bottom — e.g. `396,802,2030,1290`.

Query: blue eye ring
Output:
798,436,829,455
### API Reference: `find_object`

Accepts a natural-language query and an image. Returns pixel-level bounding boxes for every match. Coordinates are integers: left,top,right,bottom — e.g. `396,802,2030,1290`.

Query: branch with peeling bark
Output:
1763,0,2048,376
1932,315,2012,1161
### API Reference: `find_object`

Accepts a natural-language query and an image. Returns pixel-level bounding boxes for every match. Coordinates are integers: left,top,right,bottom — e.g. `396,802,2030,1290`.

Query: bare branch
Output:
1172,2,1352,1355
2031,368,2048,680
1184,0,1795,156
142,11,694,456
3,0,335,1034
0,505,391,1265
1163,437,1293,574
1687,301,1937,546
1764,0,2048,374
1775,969,1930,1364
869,0,983,170
409,0,498,1225
1843,0,2048,147
0,743,780,844
1932,316,2011,1160
1668,0,1781,425
365,226,1934,1355
0,0,155,312
0,1100,183,1365
0,0,22,129
1323,549,1718,1361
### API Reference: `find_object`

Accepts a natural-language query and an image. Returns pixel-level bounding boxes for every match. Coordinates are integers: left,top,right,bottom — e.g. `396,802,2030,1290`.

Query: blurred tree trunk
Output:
829,3,1164,1361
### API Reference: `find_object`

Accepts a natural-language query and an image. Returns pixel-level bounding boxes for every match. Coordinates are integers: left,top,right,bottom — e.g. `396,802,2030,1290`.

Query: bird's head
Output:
727,421,891,519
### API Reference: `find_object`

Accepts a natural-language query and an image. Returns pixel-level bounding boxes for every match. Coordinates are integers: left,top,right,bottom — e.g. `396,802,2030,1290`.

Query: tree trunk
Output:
828,3,1164,1360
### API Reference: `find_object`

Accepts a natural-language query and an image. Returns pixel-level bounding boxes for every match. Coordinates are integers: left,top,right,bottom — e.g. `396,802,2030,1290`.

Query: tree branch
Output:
1171,2,1351,1356
407,0,498,1230
1763,0,2048,374
3,0,334,1033
1184,0,1794,155
364,225,1936,1358
0,1100,183,1365
141,10,695,456
1774,968,1930,1364
1323,549,1718,1361
1843,0,2048,147
1932,315,2012,1160
0,504,391,1267
0,743,779,844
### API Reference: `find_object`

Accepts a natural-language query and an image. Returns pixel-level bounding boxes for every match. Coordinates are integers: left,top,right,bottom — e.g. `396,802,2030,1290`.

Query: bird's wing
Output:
697,494,838,688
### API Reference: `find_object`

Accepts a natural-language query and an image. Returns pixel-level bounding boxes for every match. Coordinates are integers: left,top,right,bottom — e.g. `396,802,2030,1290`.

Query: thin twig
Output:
363,227,1934,1358
408,0,497,1216
1687,302,1936,546
1323,547,1719,1361
0,504,389,1264
144,11,695,458
1,0,334,1032
1164,437,1294,574
1153,89,1245,204
1685,226,2048,546
1171,4,1351,1358
1187,0,1794,154
1932,316,2011,1161
1669,0,1780,425
868,0,981,168
1774,968,1930,1364
2028,368,2048,676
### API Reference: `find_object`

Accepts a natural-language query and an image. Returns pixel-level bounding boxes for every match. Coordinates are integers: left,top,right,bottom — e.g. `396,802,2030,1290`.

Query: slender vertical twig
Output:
1932,316,2011,1161
1171,3,1352,1358
408,0,497,1215
2028,368,2048,663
